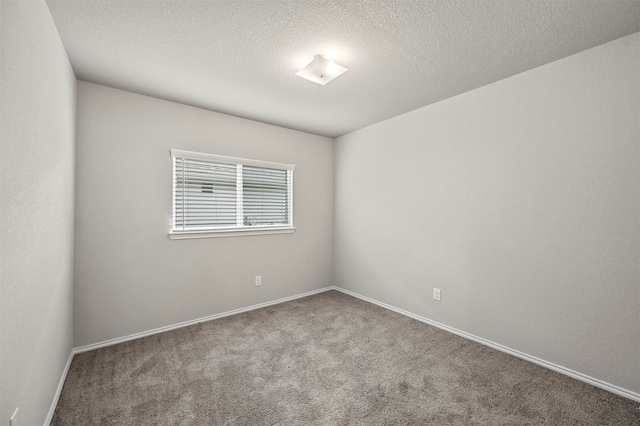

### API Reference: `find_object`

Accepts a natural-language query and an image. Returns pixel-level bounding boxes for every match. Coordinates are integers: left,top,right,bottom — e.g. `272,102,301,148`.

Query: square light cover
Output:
295,55,348,86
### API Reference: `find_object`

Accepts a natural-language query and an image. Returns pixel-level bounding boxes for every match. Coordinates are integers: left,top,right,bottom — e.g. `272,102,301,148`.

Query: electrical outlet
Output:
10,407,18,426
433,288,441,301
255,275,262,287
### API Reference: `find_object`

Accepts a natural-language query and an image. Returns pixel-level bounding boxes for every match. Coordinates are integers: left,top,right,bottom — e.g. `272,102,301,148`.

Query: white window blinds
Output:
243,165,290,226
173,157,237,229
171,149,294,237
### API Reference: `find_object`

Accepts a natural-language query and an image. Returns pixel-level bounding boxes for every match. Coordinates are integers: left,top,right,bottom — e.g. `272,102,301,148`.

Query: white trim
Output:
44,349,74,426
58,284,638,421
169,226,296,239
288,169,294,227
170,149,295,171
332,286,640,403
73,287,332,354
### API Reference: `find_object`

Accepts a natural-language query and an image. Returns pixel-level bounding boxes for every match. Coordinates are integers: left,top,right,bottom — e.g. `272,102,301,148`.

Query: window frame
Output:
169,149,295,240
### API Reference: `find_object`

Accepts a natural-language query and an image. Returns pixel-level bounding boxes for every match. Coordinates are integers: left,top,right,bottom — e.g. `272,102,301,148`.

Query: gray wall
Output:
334,33,639,394
0,1,77,425
74,82,334,347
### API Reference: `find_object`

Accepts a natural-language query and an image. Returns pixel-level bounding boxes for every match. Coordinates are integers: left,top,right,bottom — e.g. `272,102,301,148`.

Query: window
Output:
170,149,295,239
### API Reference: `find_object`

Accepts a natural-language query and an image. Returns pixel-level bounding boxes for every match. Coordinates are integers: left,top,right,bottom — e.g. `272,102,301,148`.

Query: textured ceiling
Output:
46,0,640,138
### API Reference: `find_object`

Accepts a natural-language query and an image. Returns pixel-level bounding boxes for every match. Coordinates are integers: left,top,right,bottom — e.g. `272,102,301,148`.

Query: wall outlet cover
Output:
433,288,441,301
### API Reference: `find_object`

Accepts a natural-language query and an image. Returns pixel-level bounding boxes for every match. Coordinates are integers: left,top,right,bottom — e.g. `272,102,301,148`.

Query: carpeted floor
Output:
52,290,639,425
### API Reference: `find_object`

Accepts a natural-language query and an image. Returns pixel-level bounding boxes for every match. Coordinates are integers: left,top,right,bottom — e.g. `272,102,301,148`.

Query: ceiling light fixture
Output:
295,55,348,86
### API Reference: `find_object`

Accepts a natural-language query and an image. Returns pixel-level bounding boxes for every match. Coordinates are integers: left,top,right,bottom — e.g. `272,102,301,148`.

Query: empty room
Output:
1,0,639,424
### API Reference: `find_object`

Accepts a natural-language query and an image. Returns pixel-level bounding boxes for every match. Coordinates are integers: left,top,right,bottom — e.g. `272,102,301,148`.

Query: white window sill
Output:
169,226,296,240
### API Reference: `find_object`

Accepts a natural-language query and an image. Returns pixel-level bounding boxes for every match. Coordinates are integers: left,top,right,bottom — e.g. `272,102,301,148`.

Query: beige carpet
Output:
52,290,639,425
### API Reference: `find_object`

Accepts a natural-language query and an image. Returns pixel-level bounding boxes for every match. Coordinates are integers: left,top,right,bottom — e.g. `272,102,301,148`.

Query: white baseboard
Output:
333,286,640,403
74,286,334,354
44,348,74,426
49,287,333,424
51,284,638,425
